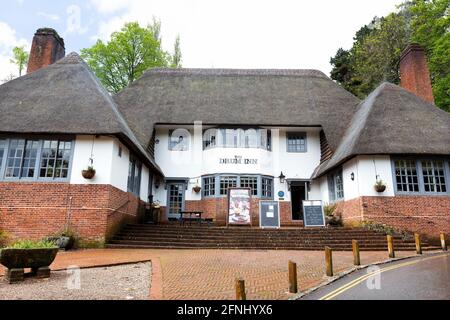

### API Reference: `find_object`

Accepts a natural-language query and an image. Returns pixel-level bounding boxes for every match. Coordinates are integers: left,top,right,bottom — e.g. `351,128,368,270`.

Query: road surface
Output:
300,253,450,300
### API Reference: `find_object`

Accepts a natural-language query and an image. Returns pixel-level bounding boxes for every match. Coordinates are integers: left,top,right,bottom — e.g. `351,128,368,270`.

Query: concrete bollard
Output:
325,247,333,277
415,233,422,255
441,233,447,251
387,235,395,259
235,278,247,300
288,261,298,294
352,240,361,266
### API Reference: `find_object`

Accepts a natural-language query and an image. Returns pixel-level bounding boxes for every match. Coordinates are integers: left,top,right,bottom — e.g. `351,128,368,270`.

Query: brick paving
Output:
0,249,421,300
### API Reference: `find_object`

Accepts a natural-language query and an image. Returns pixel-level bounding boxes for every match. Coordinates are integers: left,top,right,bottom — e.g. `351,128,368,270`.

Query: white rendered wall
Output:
355,155,395,197
154,127,322,204
71,135,150,202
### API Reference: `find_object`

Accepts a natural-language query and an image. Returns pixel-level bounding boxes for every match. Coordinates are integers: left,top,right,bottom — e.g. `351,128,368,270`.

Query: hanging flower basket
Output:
82,167,96,179
374,180,387,193
193,186,202,193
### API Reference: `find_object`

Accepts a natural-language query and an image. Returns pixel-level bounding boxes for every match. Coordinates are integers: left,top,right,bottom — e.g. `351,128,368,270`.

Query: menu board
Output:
228,188,252,226
260,201,280,229
303,200,326,227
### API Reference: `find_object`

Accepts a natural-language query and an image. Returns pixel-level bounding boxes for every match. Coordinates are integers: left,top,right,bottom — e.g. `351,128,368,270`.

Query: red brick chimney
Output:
27,28,65,74
399,43,434,104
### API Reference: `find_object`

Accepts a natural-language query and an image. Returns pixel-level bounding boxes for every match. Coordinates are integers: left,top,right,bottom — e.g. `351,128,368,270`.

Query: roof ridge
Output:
142,68,329,78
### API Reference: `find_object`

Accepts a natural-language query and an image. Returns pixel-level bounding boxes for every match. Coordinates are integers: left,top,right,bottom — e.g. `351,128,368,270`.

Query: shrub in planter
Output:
82,166,96,179
46,229,77,250
374,180,387,193
0,240,59,283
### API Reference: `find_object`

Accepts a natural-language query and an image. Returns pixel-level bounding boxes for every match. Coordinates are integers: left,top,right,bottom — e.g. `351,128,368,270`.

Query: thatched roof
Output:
114,68,361,151
0,52,162,175
313,82,450,178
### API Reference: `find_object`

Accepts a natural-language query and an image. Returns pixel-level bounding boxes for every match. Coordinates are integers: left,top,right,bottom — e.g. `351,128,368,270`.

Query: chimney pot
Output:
399,43,434,104
27,28,65,74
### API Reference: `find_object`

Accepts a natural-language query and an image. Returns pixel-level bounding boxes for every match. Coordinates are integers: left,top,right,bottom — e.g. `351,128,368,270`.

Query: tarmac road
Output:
300,253,450,300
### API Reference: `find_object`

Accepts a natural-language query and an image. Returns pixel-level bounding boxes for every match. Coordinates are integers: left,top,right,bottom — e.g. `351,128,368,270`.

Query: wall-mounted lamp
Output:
351,172,355,181
278,172,286,184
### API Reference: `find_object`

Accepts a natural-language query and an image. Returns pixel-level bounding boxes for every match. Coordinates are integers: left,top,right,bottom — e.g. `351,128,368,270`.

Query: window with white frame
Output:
202,128,272,151
287,132,307,153
1,137,73,181
328,169,344,202
393,158,449,194
219,176,238,195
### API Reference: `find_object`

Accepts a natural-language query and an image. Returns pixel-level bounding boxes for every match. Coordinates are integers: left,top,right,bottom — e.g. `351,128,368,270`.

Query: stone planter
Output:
0,248,58,283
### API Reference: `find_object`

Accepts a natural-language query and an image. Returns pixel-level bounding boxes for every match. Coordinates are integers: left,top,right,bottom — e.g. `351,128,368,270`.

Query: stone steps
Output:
107,224,431,251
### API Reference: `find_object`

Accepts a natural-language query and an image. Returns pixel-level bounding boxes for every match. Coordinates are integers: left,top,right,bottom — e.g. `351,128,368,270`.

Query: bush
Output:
323,203,337,217
7,239,58,249
361,221,411,240
0,230,9,248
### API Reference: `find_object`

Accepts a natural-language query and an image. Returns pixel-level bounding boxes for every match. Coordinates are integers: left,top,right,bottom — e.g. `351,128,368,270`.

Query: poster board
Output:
259,201,280,229
303,200,326,227
228,188,252,226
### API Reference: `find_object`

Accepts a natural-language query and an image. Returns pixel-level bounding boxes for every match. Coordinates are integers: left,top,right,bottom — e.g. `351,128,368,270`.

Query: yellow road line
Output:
319,253,449,300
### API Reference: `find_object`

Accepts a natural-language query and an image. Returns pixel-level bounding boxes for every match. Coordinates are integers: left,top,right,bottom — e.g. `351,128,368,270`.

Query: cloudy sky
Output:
1,0,404,81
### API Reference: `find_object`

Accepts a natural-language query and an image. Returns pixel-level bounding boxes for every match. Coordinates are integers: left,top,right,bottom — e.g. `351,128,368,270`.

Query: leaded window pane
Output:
203,177,216,197
220,176,237,195
422,160,446,193
287,133,307,153
262,178,273,198
0,140,5,174
395,160,419,192
240,176,258,196
39,140,72,179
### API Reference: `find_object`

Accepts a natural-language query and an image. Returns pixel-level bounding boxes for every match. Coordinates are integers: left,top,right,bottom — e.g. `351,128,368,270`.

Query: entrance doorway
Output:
167,182,186,220
290,182,309,221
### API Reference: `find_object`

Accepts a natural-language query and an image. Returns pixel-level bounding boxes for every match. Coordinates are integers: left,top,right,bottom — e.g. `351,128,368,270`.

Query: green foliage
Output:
0,230,9,248
171,35,182,68
361,221,411,240
330,0,450,112
323,203,337,217
10,46,29,77
7,239,58,249
81,20,182,94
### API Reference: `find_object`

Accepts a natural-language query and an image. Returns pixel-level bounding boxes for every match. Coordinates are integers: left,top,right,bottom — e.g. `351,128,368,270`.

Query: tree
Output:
10,46,29,76
329,0,450,112
171,35,182,68
81,21,182,94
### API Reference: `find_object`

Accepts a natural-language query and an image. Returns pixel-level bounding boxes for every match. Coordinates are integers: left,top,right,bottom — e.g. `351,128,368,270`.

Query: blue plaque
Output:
278,191,285,198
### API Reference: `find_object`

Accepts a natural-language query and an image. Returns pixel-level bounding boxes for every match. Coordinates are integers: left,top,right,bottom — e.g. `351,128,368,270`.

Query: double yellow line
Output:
319,253,449,300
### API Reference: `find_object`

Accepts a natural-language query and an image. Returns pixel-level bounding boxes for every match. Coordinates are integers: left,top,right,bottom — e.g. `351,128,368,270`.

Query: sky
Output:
0,0,405,81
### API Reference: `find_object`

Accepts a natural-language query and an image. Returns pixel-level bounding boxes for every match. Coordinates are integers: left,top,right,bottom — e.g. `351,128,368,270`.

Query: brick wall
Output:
0,182,145,246
336,195,450,238
184,199,301,227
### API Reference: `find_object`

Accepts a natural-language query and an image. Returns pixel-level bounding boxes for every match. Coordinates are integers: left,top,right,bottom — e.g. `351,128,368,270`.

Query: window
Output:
203,177,216,197
220,176,238,195
422,160,447,193
328,169,344,202
202,128,272,151
240,176,258,196
262,177,273,198
203,175,274,198
394,160,420,193
127,155,142,196
0,140,6,174
169,129,190,151
287,132,307,153
39,140,72,179
0,137,74,181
